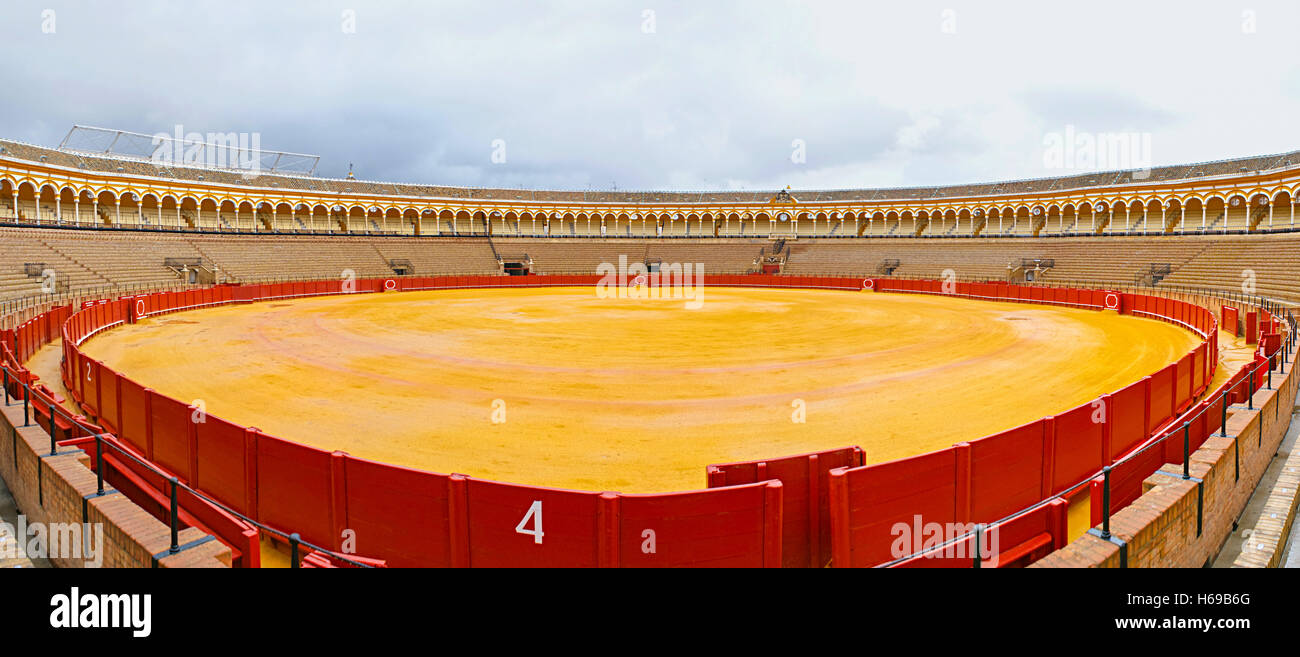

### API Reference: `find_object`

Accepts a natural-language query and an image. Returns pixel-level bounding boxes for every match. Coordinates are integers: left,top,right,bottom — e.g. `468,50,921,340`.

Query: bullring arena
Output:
1,136,1298,569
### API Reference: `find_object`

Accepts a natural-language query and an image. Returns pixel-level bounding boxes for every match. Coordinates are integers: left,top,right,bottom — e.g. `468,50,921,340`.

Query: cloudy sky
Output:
1,0,1297,191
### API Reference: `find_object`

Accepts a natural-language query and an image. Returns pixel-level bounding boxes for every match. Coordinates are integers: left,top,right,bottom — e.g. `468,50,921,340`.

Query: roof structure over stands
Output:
57,126,320,176
1,135,1297,206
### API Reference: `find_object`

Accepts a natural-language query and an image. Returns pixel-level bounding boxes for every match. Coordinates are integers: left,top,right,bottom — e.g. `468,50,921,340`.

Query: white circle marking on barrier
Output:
862,278,874,291
1105,293,1120,310
384,279,397,291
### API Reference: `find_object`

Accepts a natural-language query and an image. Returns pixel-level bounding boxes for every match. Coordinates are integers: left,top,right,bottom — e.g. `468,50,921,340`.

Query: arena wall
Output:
1,274,1292,568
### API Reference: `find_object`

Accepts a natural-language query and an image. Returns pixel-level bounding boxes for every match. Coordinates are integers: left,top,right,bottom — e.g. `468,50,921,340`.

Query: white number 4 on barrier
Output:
516,501,544,544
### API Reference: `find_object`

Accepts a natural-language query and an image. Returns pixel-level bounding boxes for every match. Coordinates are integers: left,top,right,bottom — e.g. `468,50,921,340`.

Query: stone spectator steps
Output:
3,229,1300,305
0,227,108,298
373,239,501,275
42,232,207,289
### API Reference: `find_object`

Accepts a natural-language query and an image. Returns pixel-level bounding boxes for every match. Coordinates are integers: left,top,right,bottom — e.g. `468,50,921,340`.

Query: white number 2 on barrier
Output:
516,501,544,544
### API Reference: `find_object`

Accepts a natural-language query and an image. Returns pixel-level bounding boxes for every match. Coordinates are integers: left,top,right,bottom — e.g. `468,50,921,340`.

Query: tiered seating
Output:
374,239,500,275
494,239,650,274
1157,234,1300,303
648,241,767,273
190,236,393,281
780,237,1211,287
0,227,107,298
2,226,1298,306
43,232,205,288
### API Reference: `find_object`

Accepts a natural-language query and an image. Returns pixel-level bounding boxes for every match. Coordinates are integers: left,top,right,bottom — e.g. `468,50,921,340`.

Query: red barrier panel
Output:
256,434,335,549
1147,364,1177,435
1109,379,1148,460
193,415,253,516
1223,305,1239,337
969,420,1046,521
1203,386,1227,437
1131,294,1147,315
1174,352,1195,412
117,377,151,455
1246,312,1258,345
342,456,454,568
1192,344,1208,395
462,478,602,567
828,448,958,567
706,446,865,568
90,303,104,335
617,481,783,567
150,391,193,479
97,365,121,434
1050,404,1104,496
1184,399,1212,456
1252,353,1268,391
75,353,94,411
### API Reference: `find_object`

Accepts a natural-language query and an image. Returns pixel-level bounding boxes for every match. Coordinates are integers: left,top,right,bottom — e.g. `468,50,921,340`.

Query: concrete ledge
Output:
1232,437,1300,568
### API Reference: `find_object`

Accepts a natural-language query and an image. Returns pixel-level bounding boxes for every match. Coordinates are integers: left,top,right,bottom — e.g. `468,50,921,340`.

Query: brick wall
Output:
0,400,229,568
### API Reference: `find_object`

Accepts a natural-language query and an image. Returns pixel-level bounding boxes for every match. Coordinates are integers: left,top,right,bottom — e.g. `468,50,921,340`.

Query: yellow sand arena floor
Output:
73,286,1228,496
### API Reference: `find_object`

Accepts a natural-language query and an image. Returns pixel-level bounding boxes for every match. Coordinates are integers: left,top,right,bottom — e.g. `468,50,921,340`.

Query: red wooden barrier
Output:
616,481,782,567
255,434,335,549
1050,404,1104,497
193,415,254,515
1147,364,1177,435
341,456,455,568
461,478,603,567
150,391,193,478
828,448,959,567
117,377,150,455
969,420,1046,521
1174,352,1195,413
1223,305,1239,337
706,446,864,567
1109,379,1148,460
